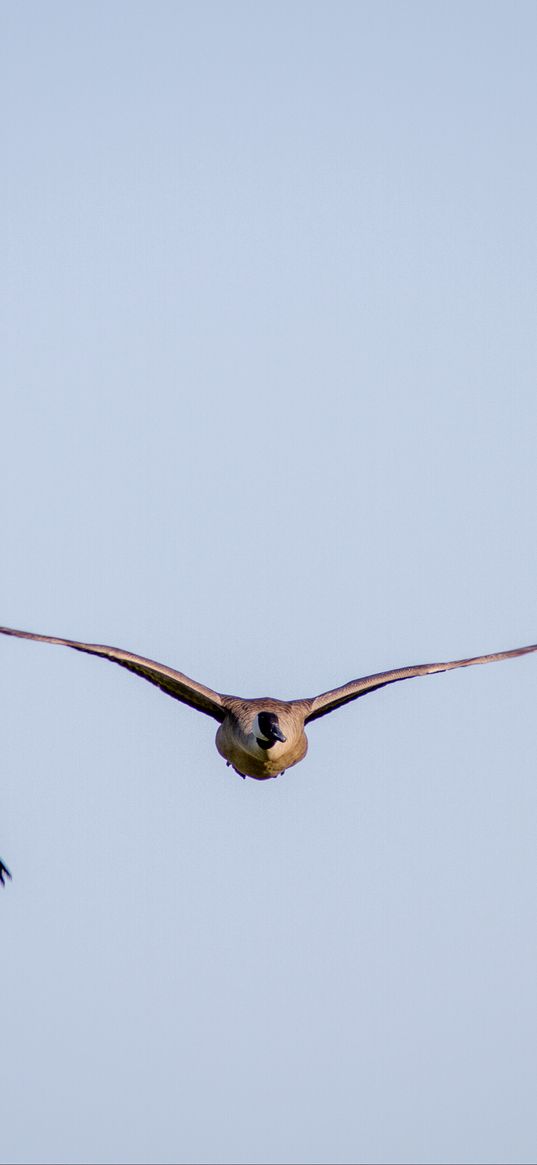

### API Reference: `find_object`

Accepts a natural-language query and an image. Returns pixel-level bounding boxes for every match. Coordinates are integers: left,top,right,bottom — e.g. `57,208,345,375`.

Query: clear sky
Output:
2,3,537,1162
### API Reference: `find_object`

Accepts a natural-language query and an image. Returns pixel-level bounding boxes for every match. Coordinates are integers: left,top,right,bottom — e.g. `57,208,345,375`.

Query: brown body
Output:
1,624,537,792
215,697,309,779
2,622,536,882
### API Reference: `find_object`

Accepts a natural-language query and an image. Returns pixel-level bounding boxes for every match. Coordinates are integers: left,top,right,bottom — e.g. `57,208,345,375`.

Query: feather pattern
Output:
0,625,227,721
302,643,537,723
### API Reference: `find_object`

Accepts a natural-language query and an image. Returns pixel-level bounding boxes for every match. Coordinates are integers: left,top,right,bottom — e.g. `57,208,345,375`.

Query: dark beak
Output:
272,726,287,743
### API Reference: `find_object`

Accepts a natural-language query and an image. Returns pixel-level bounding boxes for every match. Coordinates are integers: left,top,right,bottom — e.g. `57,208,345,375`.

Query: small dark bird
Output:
1,623,536,882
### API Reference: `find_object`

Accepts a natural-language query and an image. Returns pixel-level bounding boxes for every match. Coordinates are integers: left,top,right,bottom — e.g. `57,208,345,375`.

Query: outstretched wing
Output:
303,642,537,724
0,625,227,721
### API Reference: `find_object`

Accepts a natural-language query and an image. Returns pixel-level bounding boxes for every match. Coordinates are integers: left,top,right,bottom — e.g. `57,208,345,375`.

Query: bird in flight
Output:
1,623,536,884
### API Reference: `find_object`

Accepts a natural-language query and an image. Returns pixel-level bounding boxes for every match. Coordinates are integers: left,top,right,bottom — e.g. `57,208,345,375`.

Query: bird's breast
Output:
215,716,307,780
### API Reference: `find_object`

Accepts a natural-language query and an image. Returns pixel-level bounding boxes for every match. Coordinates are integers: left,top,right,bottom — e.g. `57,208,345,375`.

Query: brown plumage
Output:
1,624,536,787
2,622,537,882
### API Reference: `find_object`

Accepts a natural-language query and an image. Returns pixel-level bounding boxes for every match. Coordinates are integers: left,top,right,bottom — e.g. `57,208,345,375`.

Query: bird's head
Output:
255,710,287,750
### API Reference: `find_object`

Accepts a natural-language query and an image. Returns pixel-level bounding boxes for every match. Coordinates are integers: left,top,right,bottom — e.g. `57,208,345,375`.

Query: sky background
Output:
2,3,537,1162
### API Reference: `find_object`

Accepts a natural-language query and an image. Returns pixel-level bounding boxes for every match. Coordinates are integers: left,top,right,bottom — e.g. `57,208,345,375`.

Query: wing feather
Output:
0,625,227,722
303,643,537,723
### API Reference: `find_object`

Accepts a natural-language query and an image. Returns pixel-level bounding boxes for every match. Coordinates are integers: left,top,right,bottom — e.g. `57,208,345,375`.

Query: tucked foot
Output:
226,760,246,779
0,859,12,887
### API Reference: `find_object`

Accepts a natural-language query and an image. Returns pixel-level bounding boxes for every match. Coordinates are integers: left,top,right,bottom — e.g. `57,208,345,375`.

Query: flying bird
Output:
1,623,536,884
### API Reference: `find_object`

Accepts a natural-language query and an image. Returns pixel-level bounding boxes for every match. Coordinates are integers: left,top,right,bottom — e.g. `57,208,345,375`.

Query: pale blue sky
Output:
2,3,537,1162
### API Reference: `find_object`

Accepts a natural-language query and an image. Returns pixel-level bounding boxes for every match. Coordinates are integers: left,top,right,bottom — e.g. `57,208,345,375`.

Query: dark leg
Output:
0,859,11,887
226,760,246,779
